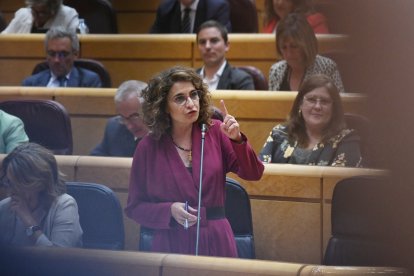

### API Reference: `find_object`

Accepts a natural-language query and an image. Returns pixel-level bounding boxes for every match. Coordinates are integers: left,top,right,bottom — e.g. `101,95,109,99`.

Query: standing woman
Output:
262,0,329,34
0,143,83,247
269,13,344,92
125,66,264,257
2,0,79,34
260,74,362,167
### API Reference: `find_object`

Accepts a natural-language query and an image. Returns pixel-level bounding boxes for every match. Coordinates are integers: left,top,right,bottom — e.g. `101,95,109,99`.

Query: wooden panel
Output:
112,1,161,11
117,13,155,34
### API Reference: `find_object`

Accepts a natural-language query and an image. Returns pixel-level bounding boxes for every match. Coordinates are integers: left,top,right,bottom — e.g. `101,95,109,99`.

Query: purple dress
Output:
125,120,264,257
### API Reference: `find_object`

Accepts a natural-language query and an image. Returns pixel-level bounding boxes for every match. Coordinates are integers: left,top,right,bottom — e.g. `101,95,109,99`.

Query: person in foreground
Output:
260,74,362,167
269,13,344,92
22,27,102,88
0,110,29,154
90,80,149,157
125,66,264,257
2,0,78,34
0,143,83,247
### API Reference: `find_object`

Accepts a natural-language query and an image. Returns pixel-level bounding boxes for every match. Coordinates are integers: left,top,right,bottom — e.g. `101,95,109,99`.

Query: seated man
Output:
196,20,254,90
0,110,29,154
22,27,102,87
150,0,231,33
90,80,148,157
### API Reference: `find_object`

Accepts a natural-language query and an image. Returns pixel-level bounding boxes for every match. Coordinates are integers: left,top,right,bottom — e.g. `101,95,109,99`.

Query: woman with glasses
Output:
2,0,78,34
260,74,362,167
125,66,264,257
269,13,344,93
0,143,82,247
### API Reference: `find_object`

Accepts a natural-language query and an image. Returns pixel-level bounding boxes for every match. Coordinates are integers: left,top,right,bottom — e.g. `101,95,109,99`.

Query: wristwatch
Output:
25,225,41,237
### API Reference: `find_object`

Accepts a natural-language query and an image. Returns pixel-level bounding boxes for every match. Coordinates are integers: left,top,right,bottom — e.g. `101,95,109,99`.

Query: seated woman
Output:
262,0,329,34
260,74,362,167
2,0,79,34
269,13,344,92
0,143,82,247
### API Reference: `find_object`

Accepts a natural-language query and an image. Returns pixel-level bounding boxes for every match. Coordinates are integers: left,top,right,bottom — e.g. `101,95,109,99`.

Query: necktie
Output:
181,8,191,33
58,76,67,87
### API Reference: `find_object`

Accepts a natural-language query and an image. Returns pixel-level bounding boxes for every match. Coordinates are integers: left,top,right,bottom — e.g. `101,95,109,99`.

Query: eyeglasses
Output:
303,95,333,107
171,90,200,106
118,113,141,125
46,51,72,59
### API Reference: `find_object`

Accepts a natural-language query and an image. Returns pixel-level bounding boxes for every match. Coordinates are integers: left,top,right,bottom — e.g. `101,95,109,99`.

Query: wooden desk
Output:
0,34,349,88
0,87,366,156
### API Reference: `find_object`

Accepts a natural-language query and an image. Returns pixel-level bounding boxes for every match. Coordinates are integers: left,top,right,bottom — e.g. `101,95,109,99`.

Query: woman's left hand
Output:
219,100,242,142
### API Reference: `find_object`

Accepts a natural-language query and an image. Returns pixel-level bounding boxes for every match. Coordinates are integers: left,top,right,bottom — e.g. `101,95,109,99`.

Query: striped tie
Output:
181,8,191,33
58,76,67,87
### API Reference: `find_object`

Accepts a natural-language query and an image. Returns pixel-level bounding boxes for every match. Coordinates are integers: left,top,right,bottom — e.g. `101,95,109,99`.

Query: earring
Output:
298,109,302,116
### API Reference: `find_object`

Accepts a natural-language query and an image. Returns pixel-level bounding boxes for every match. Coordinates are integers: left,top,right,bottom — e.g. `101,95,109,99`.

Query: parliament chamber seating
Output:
0,99,73,155
32,58,112,88
237,65,268,90
66,181,125,250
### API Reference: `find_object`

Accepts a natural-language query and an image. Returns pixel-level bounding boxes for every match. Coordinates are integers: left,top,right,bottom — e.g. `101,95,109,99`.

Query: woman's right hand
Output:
171,202,198,228
10,195,37,227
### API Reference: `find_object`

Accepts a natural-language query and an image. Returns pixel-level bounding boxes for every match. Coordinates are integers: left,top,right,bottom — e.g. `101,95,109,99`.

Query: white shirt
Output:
180,0,199,33
200,60,227,91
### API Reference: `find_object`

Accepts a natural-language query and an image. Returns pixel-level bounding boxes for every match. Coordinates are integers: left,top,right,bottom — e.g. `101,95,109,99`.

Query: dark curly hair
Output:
142,66,213,140
286,74,346,146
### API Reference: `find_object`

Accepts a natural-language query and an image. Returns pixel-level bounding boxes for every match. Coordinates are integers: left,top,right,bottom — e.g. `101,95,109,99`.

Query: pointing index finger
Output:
220,99,228,116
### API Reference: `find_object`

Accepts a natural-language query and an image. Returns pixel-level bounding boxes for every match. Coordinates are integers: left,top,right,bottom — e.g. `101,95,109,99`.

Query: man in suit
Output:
196,20,254,90
90,80,148,157
22,26,101,87
150,0,231,33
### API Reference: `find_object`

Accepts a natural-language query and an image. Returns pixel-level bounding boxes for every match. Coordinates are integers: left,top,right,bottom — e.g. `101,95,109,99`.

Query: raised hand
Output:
219,100,242,142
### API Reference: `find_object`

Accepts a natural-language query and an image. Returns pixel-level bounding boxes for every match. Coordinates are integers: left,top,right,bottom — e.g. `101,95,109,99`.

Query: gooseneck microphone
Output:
195,124,207,256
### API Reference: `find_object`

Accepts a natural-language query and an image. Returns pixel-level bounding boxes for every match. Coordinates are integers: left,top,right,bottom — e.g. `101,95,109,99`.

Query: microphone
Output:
195,124,207,255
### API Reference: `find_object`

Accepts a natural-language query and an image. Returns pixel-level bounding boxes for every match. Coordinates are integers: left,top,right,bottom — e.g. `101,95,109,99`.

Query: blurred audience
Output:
91,80,148,157
150,0,231,33
269,13,344,92
0,143,83,247
22,27,101,87
260,74,361,167
196,20,254,91
262,0,328,34
0,110,29,154
2,0,78,34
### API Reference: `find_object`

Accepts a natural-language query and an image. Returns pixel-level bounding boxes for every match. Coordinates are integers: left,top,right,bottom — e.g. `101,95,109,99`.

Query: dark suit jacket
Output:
90,116,140,157
150,0,231,33
197,62,255,90
22,66,102,87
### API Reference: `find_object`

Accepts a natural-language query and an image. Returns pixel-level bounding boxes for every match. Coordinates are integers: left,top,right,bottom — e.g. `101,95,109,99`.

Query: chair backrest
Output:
237,66,268,90
32,59,112,88
227,0,258,33
224,177,255,258
323,176,395,266
64,0,118,33
139,177,255,259
66,182,125,250
0,12,6,32
0,100,73,155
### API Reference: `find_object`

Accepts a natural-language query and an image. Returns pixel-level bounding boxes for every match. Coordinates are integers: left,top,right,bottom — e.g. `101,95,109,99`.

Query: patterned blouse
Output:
268,55,345,93
259,124,362,167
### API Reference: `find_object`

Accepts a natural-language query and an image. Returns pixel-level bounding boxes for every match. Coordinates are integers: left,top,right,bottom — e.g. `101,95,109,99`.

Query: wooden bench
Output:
0,33,349,88
0,87,366,156
5,247,408,276
0,153,384,264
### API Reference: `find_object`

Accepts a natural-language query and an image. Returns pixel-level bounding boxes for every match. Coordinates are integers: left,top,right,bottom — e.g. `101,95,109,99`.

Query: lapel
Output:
66,67,80,87
38,70,51,86
217,62,231,89
194,0,206,32
171,2,182,33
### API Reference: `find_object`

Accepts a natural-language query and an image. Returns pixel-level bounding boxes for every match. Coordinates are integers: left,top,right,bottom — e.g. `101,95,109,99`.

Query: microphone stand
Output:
195,124,207,256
